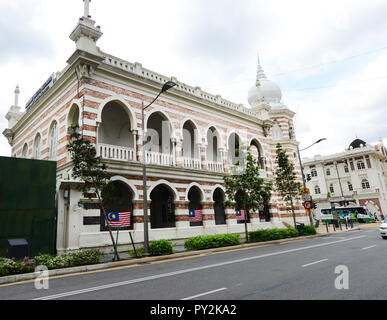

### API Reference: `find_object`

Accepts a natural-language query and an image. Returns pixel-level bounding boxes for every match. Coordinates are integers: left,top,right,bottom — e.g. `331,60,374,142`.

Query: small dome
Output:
349,139,366,149
248,79,282,106
248,54,283,108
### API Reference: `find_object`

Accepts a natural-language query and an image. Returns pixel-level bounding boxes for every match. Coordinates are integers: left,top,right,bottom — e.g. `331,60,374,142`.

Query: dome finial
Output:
256,52,267,81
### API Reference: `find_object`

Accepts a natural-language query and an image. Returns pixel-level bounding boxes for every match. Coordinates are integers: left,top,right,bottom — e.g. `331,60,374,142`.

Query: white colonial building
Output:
3,1,307,253
303,138,387,221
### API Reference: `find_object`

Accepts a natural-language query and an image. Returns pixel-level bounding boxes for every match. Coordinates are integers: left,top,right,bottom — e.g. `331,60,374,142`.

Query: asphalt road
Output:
0,226,385,301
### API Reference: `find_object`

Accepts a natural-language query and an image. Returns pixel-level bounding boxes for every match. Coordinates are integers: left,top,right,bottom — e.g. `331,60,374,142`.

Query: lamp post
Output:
142,81,176,256
297,138,327,226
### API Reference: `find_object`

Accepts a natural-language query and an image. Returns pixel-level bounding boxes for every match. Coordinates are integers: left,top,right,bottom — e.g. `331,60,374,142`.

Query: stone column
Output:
202,201,217,235
174,137,183,167
131,129,138,161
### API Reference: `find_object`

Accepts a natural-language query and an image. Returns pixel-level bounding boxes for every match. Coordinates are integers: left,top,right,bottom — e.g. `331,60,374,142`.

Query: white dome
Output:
248,54,285,109
248,79,282,106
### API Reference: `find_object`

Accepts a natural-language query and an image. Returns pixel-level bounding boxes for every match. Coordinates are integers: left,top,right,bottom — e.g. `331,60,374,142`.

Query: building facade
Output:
3,2,307,253
303,138,387,221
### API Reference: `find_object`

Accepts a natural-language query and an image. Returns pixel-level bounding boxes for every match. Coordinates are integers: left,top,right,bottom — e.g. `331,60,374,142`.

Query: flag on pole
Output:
105,211,131,227
236,209,245,221
189,209,202,222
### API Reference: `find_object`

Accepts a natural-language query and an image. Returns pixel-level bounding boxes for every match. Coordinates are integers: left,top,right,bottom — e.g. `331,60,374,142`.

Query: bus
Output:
320,206,375,223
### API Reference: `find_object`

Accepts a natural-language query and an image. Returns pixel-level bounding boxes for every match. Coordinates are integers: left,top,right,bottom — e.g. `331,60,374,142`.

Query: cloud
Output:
0,0,386,161
0,2,54,62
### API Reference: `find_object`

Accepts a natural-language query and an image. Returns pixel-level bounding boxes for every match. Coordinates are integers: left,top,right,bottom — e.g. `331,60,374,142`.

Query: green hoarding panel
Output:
0,156,57,257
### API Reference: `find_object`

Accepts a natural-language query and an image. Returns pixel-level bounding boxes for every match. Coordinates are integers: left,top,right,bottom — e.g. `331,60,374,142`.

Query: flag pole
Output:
114,227,120,261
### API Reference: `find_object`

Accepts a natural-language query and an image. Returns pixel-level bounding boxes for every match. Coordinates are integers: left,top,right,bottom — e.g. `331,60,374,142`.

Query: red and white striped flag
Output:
236,210,245,221
105,211,131,227
189,209,202,222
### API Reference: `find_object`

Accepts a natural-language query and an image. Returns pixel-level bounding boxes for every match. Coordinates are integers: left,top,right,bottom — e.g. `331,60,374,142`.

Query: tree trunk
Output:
290,198,296,229
244,212,249,243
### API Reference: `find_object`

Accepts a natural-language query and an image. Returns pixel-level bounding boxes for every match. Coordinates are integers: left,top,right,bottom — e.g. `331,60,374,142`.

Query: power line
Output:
271,45,387,78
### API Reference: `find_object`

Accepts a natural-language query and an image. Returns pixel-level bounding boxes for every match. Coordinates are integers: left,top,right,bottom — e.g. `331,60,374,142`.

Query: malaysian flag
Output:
105,211,131,227
189,209,202,222
236,209,245,221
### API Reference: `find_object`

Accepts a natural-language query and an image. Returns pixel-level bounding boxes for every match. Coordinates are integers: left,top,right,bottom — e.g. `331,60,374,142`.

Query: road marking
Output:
181,288,227,300
301,258,328,268
32,235,365,300
361,245,376,250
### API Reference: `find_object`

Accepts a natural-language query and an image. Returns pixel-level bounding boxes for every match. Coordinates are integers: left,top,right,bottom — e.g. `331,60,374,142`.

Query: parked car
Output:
379,219,387,239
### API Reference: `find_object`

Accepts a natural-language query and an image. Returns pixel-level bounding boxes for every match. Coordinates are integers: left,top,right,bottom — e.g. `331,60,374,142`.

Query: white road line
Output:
181,288,227,300
362,245,376,250
33,235,365,300
301,258,328,268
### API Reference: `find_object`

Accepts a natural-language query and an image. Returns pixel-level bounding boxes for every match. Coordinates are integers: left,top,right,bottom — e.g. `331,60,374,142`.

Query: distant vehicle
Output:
379,218,387,239
320,206,375,223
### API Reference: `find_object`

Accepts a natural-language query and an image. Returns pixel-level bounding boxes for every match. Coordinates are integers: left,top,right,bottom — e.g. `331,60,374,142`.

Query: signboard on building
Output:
25,73,56,111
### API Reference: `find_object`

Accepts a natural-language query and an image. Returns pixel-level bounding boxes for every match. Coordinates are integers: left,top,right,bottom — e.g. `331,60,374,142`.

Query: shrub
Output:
249,228,298,243
301,225,317,236
149,240,173,256
0,249,103,277
128,246,145,258
184,234,241,251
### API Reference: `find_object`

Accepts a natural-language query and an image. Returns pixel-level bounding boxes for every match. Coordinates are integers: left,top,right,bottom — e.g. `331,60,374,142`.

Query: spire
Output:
256,52,267,82
14,84,20,107
83,0,91,18
69,0,102,57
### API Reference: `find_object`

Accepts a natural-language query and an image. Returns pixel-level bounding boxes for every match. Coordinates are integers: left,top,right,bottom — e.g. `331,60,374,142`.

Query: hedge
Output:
0,249,103,277
248,228,299,243
301,225,317,236
128,239,173,257
184,234,241,251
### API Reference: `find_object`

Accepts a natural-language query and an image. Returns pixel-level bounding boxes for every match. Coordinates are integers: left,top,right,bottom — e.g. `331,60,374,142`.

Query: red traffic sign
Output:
303,201,312,209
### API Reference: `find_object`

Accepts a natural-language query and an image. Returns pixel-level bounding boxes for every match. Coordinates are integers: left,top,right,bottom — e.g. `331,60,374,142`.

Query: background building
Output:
303,138,387,220
3,1,306,253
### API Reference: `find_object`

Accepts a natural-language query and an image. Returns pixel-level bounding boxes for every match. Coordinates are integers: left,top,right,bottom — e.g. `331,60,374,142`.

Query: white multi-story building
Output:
303,138,387,220
3,1,307,253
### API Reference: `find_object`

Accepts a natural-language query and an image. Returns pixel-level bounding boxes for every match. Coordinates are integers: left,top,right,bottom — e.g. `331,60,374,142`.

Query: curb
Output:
0,230,361,286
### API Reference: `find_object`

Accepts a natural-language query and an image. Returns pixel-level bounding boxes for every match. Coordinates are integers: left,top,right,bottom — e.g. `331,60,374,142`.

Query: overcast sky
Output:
1,0,386,159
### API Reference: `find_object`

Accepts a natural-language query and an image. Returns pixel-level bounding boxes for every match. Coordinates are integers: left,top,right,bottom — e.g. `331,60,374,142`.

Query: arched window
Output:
361,179,370,189
188,186,203,227
22,143,28,158
49,121,58,160
33,134,41,160
314,185,321,194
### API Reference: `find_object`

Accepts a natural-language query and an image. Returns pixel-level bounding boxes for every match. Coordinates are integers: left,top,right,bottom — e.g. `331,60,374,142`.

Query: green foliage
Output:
67,124,110,198
224,150,273,242
301,225,317,236
224,152,273,213
184,234,241,251
249,228,298,243
149,240,174,256
128,240,173,257
0,249,103,277
128,246,145,258
274,143,301,228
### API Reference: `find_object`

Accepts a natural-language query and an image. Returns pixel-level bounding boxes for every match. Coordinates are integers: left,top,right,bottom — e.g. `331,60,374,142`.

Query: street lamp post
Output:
297,138,327,226
142,81,176,256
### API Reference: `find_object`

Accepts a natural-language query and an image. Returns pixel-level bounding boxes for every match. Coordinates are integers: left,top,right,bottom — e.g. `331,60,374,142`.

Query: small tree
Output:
274,143,301,229
224,150,273,243
67,124,119,260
